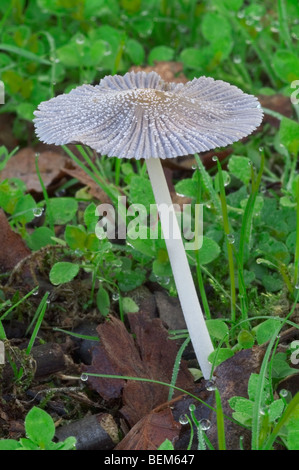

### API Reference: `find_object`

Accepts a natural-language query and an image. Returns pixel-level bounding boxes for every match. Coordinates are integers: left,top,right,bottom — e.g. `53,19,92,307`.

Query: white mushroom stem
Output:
146,157,214,379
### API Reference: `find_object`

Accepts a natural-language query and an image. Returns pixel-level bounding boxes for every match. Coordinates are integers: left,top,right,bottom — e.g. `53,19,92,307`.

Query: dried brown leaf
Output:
0,148,67,192
85,314,195,426
0,209,31,273
130,61,187,84
115,405,181,450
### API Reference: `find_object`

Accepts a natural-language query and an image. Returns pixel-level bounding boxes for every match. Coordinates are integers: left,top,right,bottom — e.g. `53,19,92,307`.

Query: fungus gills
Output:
34,71,263,379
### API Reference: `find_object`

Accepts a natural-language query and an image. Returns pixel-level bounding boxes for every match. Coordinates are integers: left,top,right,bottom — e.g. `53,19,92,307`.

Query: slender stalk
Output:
146,157,214,379
216,159,236,323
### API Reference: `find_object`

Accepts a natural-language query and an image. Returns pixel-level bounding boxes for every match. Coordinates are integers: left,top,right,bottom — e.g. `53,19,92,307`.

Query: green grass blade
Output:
26,292,49,355
215,388,226,450
278,0,293,51
168,336,190,401
262,392,299,450
0,44,51,65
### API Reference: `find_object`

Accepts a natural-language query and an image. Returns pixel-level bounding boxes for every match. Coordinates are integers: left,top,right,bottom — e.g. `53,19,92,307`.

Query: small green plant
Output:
0,406,76,450
229,373,299,450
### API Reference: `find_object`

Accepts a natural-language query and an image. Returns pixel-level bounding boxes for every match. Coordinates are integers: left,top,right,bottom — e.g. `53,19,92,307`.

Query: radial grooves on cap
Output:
34,71,263,159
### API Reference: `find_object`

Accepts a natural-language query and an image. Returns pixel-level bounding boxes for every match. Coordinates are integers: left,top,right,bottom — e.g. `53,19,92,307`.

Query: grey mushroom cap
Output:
34,71,263,160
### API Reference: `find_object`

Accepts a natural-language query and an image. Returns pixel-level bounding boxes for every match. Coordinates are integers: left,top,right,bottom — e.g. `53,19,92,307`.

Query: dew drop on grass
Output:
80,373,88,382
295,283,299,290
76,35,85,45
233,56,242,64
33,287,39,295
189,404,196,412
33,207,44,217
227,233,235,244
206,379,216,391
224,175,231,187
199,419,211,430
212,155,218,162
112,292,120,301
279,389,288,398
179,414,189,425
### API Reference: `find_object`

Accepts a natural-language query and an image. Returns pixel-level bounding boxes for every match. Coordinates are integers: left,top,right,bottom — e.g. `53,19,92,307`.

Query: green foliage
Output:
96,285,110,317
49,261,80,285
157,439,174,450
229,373,299,450
0,407,76,450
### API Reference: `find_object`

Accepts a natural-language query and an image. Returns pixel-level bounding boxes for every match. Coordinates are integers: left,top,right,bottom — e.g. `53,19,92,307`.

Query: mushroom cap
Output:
34,71,263,160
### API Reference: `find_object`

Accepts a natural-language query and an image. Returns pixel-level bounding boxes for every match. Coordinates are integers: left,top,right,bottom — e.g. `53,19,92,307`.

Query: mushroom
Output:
34,71,263,379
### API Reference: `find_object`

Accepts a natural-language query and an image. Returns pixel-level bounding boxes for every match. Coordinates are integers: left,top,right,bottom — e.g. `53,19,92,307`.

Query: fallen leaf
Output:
115,405,181,450
0,113,18,151
0,209,31,273
0,148,67,192
259,94,293,128
84,314,195,427
130,61,187,84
